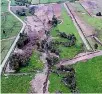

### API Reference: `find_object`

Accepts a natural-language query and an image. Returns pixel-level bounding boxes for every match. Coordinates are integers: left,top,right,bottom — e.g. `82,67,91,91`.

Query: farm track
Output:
56,50,102,67
1,36,16,41
0,0,26,75
64,3,93,50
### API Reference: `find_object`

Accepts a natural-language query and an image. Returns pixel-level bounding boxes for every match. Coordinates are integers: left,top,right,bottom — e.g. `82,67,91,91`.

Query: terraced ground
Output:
1,0,22,62
71,2,102,42
51,5,83,59
74,56,102,93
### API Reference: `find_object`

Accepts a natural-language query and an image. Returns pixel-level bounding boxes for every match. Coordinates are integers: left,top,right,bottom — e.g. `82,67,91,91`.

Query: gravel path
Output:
30,52,49,93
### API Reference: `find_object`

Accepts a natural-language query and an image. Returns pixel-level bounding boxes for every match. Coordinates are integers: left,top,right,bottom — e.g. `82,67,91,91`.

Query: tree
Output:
16,9,26,16
46,56,59,67
3,30,6,36
52,15,58,26
15,0,28,5
94,43,98,49
9,53,20,71
16,33,30,49
29,6,35,15
9,53,29,71
96,12,102,16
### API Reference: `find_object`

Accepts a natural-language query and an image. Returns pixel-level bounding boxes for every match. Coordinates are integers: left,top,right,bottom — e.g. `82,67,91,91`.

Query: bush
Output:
16,9,26,16
46,56,59,67
9,53,28,71
16,33,30,49
15,0,28,6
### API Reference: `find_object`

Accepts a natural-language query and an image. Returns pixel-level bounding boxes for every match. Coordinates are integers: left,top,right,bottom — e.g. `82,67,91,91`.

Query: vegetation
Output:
1,74,34,93
16,9,26,16
40,0,77,4
1,0,22,62
49,72,70,93
50,6,83,59
1,0,22,39
9,53,29,71
1,39,15,62
15,0,29,6
19,51,44,73
16,33,30,49
74,56,102,93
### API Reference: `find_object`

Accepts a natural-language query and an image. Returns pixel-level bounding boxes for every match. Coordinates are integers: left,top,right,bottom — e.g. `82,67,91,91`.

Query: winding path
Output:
56,50,102,67
0,0,26,75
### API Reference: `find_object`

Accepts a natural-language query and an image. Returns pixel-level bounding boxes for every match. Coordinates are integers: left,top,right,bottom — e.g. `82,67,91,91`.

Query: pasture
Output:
74,56,102,93
1,0,22,62
1,74,35,93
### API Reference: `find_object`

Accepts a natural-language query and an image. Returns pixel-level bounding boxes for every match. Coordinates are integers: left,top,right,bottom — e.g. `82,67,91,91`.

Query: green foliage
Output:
74,56,102,93
16,33,29,49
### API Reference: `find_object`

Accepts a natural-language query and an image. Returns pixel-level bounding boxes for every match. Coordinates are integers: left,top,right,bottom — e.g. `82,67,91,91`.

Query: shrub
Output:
9,53,28,71
16,33,30,49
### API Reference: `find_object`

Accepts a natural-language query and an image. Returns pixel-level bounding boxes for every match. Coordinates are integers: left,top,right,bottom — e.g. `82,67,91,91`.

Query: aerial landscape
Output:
1,0,102,93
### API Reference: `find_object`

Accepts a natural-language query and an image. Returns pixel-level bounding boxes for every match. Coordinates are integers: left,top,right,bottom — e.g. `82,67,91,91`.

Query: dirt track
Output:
56,50,102,67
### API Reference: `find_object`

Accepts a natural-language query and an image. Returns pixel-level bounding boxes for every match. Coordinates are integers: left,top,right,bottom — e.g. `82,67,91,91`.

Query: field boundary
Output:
0,0,26,75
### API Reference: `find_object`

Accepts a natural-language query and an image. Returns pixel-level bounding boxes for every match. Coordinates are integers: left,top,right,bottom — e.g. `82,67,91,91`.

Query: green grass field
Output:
1,0,22,63
51,6,83,59
49,72,71,93
1,74,35,93
19,51,44,73
74,56,102,93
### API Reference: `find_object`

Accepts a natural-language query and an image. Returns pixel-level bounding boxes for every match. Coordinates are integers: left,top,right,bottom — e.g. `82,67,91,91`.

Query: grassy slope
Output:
51,6,82,59
1,74,35,93
49,73,70,93
75,56,102,93
19,51,44,73
58,5,82,44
